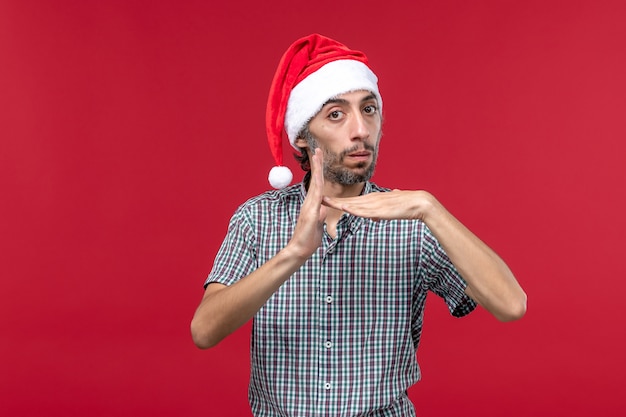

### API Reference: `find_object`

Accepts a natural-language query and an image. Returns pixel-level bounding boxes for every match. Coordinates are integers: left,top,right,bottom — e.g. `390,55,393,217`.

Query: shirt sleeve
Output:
418,223,477,317
204,206,258,288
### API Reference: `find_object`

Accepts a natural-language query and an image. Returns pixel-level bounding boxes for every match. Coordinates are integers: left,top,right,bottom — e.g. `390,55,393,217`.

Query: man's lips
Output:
346,151,371,159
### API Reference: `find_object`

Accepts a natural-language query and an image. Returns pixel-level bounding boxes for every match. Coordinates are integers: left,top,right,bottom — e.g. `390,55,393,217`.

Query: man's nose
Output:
350,112,370,141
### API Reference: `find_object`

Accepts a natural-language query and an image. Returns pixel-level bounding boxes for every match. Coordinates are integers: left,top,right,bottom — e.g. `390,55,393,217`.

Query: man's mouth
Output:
346,151,371,161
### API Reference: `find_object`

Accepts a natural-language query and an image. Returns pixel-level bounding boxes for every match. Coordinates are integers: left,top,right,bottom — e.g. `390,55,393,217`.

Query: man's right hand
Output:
285,148,326,260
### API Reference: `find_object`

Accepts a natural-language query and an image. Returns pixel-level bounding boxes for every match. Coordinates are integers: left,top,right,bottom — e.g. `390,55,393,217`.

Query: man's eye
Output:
329,110,343,120
363,105,377,114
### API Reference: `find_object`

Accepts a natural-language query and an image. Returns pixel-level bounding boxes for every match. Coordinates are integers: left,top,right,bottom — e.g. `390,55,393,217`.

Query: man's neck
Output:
302,179,364,239
323,180,365,198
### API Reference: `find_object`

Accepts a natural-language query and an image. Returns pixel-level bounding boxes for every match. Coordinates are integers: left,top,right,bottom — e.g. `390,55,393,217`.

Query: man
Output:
191,33,526,416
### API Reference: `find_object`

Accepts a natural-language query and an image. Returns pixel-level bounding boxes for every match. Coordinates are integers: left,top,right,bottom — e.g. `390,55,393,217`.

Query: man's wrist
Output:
412,190,438,222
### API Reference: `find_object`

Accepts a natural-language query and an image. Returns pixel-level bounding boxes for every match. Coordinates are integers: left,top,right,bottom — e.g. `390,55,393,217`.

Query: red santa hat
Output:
265,33,382,189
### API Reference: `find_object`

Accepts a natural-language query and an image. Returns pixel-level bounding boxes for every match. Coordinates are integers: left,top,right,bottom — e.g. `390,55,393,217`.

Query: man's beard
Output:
303,129,379,185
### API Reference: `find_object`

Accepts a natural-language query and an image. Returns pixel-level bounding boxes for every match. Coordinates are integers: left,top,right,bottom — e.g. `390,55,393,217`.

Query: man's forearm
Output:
190,244,309,349
421,195,527,321
322,189,527,321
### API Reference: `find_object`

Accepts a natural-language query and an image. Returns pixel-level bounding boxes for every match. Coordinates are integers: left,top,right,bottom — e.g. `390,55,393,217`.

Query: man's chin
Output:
326,168,375,185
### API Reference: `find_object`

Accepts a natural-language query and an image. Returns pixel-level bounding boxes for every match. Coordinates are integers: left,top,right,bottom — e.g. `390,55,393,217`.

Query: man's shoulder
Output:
237,183,303,212
236,181,389,210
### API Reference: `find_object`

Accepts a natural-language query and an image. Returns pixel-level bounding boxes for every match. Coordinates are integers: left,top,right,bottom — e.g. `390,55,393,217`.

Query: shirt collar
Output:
298,180,374,200
298,181,372,233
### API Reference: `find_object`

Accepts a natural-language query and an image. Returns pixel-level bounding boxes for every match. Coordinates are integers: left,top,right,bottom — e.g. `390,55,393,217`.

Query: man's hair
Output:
294,125,312,173
292,125,315,187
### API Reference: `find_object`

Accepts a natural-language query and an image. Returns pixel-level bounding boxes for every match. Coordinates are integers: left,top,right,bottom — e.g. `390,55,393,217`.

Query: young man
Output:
191,33,526,416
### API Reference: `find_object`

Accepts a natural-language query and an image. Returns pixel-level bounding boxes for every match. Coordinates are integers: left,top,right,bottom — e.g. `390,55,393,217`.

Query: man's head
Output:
295,90,382,185
265,34,382,188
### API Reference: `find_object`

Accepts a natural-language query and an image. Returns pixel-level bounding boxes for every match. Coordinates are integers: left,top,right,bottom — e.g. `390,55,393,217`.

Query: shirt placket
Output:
316,221,343,415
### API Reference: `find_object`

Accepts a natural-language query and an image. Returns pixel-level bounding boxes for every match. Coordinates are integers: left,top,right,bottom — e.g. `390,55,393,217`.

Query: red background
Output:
1,0,625,416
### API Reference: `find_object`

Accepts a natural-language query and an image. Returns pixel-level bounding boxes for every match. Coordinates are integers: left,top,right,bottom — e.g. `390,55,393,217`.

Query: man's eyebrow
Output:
321,97,349,107
321,94,378,108
361,93,377,102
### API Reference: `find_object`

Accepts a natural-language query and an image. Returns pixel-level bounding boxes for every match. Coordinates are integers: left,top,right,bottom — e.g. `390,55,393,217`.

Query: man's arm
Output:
191,246,310,349
322,190,527,322
190,149,327,349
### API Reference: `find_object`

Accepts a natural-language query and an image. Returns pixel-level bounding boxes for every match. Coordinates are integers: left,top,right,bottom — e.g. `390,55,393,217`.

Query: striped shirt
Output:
205,181,476,416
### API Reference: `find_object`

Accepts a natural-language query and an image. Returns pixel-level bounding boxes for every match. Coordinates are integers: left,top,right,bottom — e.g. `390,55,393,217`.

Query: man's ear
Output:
294,136,308,149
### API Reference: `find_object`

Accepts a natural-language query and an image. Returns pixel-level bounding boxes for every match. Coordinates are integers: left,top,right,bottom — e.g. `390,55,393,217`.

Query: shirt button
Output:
325,295,333,304
324,383,332,390
324,341,332,349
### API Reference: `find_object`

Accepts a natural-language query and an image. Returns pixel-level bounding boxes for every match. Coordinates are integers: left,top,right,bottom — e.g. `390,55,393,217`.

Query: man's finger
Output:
308,148,324,197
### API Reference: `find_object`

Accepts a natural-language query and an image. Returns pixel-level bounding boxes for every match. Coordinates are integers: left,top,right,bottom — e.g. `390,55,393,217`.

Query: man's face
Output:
297,90,382,185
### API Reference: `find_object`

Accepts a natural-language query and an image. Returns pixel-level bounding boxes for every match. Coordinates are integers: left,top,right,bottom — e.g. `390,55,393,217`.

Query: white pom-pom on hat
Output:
268,166,293,189
265,33,382,189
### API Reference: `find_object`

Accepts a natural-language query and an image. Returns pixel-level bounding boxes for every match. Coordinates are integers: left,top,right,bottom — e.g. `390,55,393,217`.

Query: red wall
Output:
1,1,625,416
